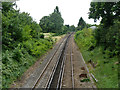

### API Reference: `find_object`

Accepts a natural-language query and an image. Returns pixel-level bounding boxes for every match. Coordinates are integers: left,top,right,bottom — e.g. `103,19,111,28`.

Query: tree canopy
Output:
88,2,120,56
77,17,86,31
39,6,64,33
89,2,120,27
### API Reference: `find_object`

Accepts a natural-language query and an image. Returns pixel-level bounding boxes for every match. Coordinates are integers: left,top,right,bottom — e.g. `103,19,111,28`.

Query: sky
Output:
15,0,100,27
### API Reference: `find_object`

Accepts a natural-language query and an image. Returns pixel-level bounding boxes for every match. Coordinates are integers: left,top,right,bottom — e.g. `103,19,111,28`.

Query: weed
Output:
80,78,90,82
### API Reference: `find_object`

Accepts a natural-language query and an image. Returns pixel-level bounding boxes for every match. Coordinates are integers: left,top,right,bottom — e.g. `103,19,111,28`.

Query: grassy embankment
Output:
74,28,118,88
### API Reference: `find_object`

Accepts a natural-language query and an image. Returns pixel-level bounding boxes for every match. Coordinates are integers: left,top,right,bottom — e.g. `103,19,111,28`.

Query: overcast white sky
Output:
15,0,100,26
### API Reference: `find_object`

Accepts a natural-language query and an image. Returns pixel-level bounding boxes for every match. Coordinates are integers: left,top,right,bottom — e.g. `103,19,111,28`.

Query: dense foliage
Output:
39,6,64,34
74,2,120,88
89,2,120,27
2,2,53,88
75,28,96,51
39,6,76,35
89,2,120,56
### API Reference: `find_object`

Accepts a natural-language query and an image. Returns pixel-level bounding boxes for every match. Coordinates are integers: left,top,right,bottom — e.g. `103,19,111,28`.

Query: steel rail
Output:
45,37,67,89
56,34,71,89
56,39,68,90
59,36,69,90
32,34,69,89
46,33,72,90
70,35,75,89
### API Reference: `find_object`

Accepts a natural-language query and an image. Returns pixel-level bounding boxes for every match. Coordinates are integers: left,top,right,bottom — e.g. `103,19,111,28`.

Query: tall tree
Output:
54,6,60,14
88,2,120,54
77,17,86,30
39,16,50,33
39,6,64,33
89,2,120,27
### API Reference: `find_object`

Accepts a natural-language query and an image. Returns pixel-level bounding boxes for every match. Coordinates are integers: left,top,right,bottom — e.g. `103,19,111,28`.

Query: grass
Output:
52,34,65,42
74,28,118,88
42,33,55,38
42,33,66,42
81,47,118,88
80,78,90,82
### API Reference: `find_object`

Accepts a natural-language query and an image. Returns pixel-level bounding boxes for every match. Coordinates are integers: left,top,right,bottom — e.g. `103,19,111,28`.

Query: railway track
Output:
21,32,95,89
30,33,72,89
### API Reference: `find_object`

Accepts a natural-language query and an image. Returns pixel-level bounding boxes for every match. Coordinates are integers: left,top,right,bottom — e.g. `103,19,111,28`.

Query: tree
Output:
30,21,42,38
67,25,76,32
49,11,64,33
89,2,120,27
2,2,15,14
39,16,50,33
89,2,120,56
2,2,43,50
77,17,86,30
54,6,60,14
39,6,64,33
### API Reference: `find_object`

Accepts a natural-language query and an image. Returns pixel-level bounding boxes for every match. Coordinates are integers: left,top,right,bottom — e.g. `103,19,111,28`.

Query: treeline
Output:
2,2,54,88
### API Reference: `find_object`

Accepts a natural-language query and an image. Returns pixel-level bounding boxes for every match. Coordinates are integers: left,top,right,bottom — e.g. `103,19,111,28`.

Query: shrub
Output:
74,28,96,51
39,34,44,39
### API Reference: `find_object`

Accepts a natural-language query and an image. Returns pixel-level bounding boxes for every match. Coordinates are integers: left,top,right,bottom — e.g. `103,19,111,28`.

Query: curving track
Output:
20,33,96,89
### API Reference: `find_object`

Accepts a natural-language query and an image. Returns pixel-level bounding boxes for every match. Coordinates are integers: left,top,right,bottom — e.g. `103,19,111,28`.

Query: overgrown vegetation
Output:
74,1,120,88
89,2,120,56
74,28,118,88
2,2,54,88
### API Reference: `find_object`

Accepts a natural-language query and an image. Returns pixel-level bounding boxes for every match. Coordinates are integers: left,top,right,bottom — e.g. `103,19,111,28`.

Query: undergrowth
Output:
2,38,53,88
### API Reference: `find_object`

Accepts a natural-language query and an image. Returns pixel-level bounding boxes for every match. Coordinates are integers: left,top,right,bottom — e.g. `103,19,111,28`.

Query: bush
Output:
94,21,120,56
74,28,96,51
2,38,53,88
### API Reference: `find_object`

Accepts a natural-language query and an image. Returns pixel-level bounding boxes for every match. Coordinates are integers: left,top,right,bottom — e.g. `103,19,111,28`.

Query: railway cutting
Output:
17,33,96,89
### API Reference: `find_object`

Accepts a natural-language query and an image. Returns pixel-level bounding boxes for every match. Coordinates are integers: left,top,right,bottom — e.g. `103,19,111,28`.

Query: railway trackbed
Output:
20,33,72,89
18,33,96,89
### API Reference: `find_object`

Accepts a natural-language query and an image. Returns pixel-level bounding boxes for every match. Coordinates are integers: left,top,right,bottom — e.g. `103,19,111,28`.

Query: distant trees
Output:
39,6,64,34
78,17,86,27
39,6,77,34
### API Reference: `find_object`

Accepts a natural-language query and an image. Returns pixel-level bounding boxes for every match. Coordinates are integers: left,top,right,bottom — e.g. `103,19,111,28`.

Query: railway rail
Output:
61,34,75,89
70,37,74,89
30,33,72,89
